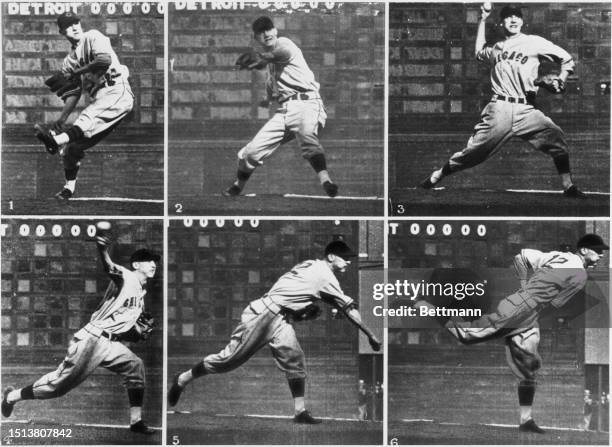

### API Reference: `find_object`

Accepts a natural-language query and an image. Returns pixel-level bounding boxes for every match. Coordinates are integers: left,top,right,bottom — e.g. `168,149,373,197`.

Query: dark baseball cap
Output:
57,12,80,32
130,249,160,264
325,240,357,259
252,16,274,34
577,234,609,254
500,5,523,20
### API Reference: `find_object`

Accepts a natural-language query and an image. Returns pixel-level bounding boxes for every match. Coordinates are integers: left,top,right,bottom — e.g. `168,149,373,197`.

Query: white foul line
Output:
167,412,364,422
69,197,164,203
284,194,383,201
400,418,587,432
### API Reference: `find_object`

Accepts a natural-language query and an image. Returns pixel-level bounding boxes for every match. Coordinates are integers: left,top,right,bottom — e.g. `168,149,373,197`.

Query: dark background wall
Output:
1,219,163,426
168,2,385,198
388,220,609,427
389,2,610,191
2,3,164,200
167,219,383,418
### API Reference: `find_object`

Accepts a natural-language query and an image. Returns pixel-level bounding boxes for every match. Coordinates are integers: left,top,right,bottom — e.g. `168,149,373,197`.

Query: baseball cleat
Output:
420,170,442,189
322,181,339,198
55,188,73,201
519,419,545,434
168,374,184,407
34,124,60,155
2,386,15,418
563,185,586,198
223,184,242,197
293,410,322,424
129,420,155,435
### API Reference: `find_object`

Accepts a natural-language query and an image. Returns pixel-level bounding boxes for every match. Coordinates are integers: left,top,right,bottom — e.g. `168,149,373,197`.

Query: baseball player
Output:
421,4,584,198
34,12,134,200
415,233,608,433
224,16,339,198
1,228,160,434
168,240,381,424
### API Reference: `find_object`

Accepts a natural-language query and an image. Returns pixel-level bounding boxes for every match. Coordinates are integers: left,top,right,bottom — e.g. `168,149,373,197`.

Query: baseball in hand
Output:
96,221,112,232
482,2,492,11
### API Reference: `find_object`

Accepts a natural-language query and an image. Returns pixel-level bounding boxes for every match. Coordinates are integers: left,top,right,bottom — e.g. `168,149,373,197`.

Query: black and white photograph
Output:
167,2,384,216
0,219,163,444
387,220,609,444
389,3,610,216
1,2,164,215
165,219,383,444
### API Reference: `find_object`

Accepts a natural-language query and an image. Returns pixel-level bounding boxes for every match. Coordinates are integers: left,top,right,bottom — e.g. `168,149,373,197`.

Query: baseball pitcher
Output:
1,223,159,434
225,16,339,198
415,233,608,433
34,12,135,200
168,240,381,424
421,4,584,198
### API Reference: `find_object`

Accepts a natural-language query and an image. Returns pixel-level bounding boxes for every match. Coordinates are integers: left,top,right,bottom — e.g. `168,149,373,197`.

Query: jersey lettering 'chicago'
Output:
61,29,129,94
266,37,320,101
265,259,353,313
477,34,575,98
89,265,145,334
514,249,587,309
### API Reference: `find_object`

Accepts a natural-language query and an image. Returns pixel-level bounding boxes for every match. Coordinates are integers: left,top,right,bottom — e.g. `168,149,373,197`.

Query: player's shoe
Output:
55,188,73,201
129,420,155,435
519,419,545,434
293,410,322,424
2,386,15,418
168,374,184,407
563,185,586,198
420,170,442,189
34,124,60,155
222,184,242,197
322,181,339,198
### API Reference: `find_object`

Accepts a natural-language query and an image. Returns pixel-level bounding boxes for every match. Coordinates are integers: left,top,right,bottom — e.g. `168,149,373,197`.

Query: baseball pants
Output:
238,98,327,170
447,99,569,172
203,298,306,380
443,293,542,380
31,324,145,399
73,81,134,139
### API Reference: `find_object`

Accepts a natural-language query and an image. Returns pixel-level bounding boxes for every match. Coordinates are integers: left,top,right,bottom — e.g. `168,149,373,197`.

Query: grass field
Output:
391,187,609,216
389,420,609,445
1,198,163,216
166,411,382,445
0,421,161,445
169,193,383,216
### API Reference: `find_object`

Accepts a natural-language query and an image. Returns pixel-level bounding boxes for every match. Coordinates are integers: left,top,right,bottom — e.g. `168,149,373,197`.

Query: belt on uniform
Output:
100,330,121,341
492,94,532,105
280,92,319,103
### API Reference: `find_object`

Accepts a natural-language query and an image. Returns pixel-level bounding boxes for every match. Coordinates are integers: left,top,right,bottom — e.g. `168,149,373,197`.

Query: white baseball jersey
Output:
89,265,145,334
477,34,575,97
513,249,587,308
61,29,130,96
265,259,353,313
265,37,320,102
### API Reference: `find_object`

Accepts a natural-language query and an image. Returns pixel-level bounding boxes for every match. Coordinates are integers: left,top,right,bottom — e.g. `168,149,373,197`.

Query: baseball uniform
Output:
31,265,147,399
445,34,575,172
202,259,352,378
444,249,587,380
238,37,327,171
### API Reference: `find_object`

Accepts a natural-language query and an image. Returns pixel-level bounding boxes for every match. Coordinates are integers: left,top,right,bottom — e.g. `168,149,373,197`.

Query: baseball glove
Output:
289,304,322,322
235,51,267,70
120,312,156,342
45,71,82,100
534,74,565,93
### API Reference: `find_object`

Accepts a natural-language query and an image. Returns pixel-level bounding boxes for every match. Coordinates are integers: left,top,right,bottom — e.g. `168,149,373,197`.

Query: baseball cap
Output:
499,5,523,20
252,16,274,34
577,234,609,254
325,240,357,259
57,12,80,32
130,248,161,264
